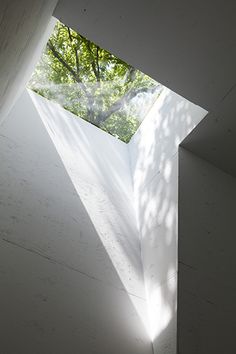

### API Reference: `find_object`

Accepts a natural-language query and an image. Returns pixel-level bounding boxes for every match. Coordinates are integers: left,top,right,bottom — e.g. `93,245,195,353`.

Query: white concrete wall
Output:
0,90,151,354
178,148,236,354
128,88,207,353
0,1,57,124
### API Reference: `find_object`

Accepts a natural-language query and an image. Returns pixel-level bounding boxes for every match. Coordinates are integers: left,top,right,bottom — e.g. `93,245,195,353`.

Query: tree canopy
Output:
28,21,161,142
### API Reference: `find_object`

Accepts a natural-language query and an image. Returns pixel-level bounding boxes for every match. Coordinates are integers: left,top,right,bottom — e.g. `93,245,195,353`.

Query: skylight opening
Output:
28,20,162,143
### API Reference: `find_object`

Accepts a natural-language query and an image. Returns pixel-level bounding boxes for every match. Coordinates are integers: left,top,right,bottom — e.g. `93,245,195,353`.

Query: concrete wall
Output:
1,2,235,353
182,84,236,179
0,0,57,124
128,88,207,353
0,90,151,354
178,148,236,354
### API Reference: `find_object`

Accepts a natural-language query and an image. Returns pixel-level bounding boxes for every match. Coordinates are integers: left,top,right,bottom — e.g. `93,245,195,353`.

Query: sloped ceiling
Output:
54,0,236,111
54,0,236,177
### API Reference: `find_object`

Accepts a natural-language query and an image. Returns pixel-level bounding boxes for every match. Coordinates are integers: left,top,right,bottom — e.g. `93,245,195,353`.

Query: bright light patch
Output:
29,89,151,337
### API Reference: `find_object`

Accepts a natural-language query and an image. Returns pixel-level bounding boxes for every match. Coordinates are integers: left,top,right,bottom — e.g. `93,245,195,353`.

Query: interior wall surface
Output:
0,0,57,124
128,88,207,353
181,84,236,179
178,148,236,354
0,90,151,354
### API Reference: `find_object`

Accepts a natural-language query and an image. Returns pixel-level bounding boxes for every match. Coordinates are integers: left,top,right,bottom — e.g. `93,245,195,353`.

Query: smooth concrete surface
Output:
129,88,207,191
182,84,236,179
28,90,145,299
0,0,57,124
128,88,207,353
0,90,151,354
54,0,236,110
178,148,236,354
1,1,236,353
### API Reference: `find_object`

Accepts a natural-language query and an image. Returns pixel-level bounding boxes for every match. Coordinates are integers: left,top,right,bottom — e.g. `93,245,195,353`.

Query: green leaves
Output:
28,20,160,142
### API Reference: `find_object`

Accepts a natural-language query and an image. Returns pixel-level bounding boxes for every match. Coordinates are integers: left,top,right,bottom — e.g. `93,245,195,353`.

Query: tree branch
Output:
47,40,79,82
96,85,159,124
85,41,100,82
126,66,136,84
67,27,80,77
47,39,92,107
96,47,100,82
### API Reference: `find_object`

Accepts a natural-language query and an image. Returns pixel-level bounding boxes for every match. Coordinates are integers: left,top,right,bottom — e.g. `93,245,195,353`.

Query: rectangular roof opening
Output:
28,20,162,143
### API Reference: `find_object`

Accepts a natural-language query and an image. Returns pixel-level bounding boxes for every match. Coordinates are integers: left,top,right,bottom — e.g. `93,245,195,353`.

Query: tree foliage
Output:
29,21,160,142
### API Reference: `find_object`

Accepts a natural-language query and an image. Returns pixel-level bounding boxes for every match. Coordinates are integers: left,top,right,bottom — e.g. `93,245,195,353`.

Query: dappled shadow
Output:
25,85,207,352
128,87,207,347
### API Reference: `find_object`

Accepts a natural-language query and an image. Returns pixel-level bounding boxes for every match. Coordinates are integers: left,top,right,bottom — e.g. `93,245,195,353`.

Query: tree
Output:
28,21,161,142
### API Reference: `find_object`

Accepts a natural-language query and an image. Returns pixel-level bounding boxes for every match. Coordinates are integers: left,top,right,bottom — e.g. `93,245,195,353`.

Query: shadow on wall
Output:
128,87,207,350
0,86,207,353
0,90,152,354
178,148,236,354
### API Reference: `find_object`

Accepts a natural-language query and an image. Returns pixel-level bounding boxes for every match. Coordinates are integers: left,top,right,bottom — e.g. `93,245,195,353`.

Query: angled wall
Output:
1,2,236,353
0,87,208,354
0,90,151,354
128,88,207,353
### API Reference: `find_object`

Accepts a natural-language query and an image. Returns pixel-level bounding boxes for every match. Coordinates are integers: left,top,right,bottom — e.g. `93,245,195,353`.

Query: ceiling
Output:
54,0,236,178
54,0,236,111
